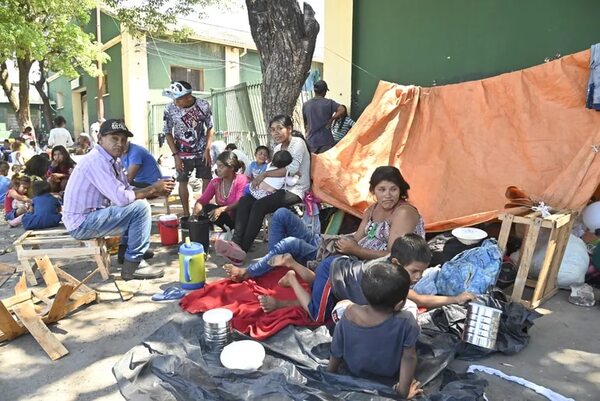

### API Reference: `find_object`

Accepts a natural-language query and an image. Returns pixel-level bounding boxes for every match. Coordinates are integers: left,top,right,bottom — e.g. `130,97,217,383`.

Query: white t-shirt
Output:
48,127,74,148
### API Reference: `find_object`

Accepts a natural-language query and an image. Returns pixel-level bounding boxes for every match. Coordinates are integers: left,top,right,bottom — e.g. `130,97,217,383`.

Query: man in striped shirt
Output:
63,119,175,280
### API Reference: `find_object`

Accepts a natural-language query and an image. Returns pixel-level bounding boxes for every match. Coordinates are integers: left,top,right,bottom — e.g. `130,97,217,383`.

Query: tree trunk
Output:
16,57,34,132
0,61,19,111
246,0,319,137
33,60,54,135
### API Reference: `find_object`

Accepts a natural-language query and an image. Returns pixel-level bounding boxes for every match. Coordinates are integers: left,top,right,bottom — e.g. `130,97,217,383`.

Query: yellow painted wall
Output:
323,0,353,111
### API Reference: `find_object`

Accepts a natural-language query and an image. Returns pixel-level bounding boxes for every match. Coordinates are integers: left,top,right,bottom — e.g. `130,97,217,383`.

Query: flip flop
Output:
151,286,186,301
215,239,246,266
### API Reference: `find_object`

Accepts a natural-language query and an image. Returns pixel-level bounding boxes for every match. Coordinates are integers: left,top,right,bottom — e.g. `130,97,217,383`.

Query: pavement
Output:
0,218,599,400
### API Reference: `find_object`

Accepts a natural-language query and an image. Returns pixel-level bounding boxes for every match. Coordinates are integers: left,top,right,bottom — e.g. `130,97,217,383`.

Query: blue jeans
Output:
246,208,321,278
307,255,337,322
69,200,151,263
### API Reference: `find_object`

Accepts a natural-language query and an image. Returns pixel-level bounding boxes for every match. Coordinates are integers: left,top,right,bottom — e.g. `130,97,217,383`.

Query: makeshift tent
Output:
312,49,600,232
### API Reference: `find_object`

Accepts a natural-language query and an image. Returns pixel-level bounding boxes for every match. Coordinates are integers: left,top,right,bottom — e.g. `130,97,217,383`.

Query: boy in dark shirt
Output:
327,262,422,399
22,181,62,230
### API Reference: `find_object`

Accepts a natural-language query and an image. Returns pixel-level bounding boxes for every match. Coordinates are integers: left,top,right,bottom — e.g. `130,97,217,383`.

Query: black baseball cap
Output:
99,119,133,137
314,80,329,93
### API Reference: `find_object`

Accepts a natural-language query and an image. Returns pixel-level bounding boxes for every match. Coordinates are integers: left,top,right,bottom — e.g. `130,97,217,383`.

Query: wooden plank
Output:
59,292,97,316
2,283,61,309
511,217,542,303
22,237,80,245
35,256,59,287
12,230,33,246
31,289,52,306
19,247,101,257
12,301,69,360
499,207,531,217
530,287,558,309
547,218,575,292
46,285,74,323
0,302,24,340
531,227,560,303
54,267,94,294
14,273,27,294
496,214,514,254
512,215,555,229
15,244,38,286
27,229,68,236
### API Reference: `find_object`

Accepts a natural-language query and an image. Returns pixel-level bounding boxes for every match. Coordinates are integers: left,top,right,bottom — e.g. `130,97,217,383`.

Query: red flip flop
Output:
215,239,246,266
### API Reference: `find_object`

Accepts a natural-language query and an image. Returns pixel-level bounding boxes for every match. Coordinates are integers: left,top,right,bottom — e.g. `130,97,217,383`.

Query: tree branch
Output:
0,61,19,111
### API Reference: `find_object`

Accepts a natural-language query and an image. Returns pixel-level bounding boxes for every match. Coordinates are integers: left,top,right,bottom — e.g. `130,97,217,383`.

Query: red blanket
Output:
180,267,320,340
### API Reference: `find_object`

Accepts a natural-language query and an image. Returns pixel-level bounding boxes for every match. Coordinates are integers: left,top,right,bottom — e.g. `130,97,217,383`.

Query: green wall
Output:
240,50,262,83
351,0,600,116
47,76,74,131
147,39,226,92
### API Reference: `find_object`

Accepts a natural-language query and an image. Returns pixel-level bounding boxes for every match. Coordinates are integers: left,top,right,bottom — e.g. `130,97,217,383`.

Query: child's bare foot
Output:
278,270,297,287
268,253,295,267
223,264,247,282
258,295,281,312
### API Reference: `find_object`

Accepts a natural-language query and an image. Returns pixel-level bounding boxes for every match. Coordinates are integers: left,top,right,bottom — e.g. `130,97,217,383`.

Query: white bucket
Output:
159,214,178,222
462,303,502,350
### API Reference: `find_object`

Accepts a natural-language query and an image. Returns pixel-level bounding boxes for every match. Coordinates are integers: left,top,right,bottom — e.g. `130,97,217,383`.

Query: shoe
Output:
121,260,164,281
214,239,246,266
118,245,155,265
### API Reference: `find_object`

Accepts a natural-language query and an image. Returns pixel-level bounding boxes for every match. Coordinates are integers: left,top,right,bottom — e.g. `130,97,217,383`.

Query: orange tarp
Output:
312,50,600,232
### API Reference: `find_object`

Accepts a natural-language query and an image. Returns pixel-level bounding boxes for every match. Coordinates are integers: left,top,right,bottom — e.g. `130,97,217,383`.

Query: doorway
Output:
81,91,89,134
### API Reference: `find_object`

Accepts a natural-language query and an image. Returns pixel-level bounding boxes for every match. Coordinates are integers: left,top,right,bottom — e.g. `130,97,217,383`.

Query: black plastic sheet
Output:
113,313,488,401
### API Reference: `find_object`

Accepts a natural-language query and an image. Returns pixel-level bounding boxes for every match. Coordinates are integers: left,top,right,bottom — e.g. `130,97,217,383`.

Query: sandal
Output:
151,286,186,301
215,239,246,266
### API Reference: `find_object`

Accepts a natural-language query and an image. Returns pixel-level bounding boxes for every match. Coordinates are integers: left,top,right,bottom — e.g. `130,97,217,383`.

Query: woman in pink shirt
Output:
193,151,248,233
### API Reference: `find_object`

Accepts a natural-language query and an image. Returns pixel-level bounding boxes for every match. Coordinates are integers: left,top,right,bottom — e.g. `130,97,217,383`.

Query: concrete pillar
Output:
323,0,353,111
225,46,240,87
121,31,150,146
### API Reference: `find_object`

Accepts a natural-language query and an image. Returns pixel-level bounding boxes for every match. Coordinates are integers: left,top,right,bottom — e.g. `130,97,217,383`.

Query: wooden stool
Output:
497,207,576,308
13,229,111,286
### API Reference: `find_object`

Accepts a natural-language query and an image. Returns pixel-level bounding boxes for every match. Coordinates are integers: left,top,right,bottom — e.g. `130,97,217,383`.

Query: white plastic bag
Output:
510,232,589,289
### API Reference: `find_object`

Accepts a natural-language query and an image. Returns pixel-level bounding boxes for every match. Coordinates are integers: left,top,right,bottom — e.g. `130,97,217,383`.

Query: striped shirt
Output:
331,116,355,143
63,145,135,231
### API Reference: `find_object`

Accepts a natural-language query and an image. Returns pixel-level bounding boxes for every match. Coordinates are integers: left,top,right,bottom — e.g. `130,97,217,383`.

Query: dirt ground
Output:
0,218,599,400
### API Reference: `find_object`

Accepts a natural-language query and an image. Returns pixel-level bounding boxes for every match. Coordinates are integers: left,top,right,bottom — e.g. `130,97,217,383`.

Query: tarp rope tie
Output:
531,201,552,218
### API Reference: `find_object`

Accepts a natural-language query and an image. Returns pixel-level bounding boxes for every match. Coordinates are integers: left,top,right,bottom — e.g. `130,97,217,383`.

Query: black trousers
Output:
232,190,302,252
198,203,235,232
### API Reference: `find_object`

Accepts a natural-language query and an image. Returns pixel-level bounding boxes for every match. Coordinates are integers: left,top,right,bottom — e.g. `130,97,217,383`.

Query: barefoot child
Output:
269,234,475,316
328,262,423,399
4,175,31,227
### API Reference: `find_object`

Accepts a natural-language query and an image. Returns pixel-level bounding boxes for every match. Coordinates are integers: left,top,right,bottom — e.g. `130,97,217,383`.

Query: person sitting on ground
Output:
23,154,49,185
63,119,175,280
48,116,74,148
192,151,248,234
0,161,11,204
75,133,93,155
46,146,76,193
327,262,423,400
21,180,62,230
224,165,424,282
4,175,31,227
225,143,252,171
21,126,36,145
246,145,270,180
215,115,311,264
247,150,299,200
121,139,162,188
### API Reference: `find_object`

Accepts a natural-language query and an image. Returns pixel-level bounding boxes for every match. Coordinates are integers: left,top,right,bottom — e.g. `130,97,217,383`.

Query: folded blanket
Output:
180,267,320,340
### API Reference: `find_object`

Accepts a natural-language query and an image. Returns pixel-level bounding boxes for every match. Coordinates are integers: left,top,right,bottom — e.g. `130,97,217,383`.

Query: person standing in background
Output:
162,81,214,225
302,80,346,154
48,116,74,148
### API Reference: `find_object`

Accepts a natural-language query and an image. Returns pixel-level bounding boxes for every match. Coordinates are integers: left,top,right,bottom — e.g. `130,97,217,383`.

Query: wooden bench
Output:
13,229,111,286
497,207,576,308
